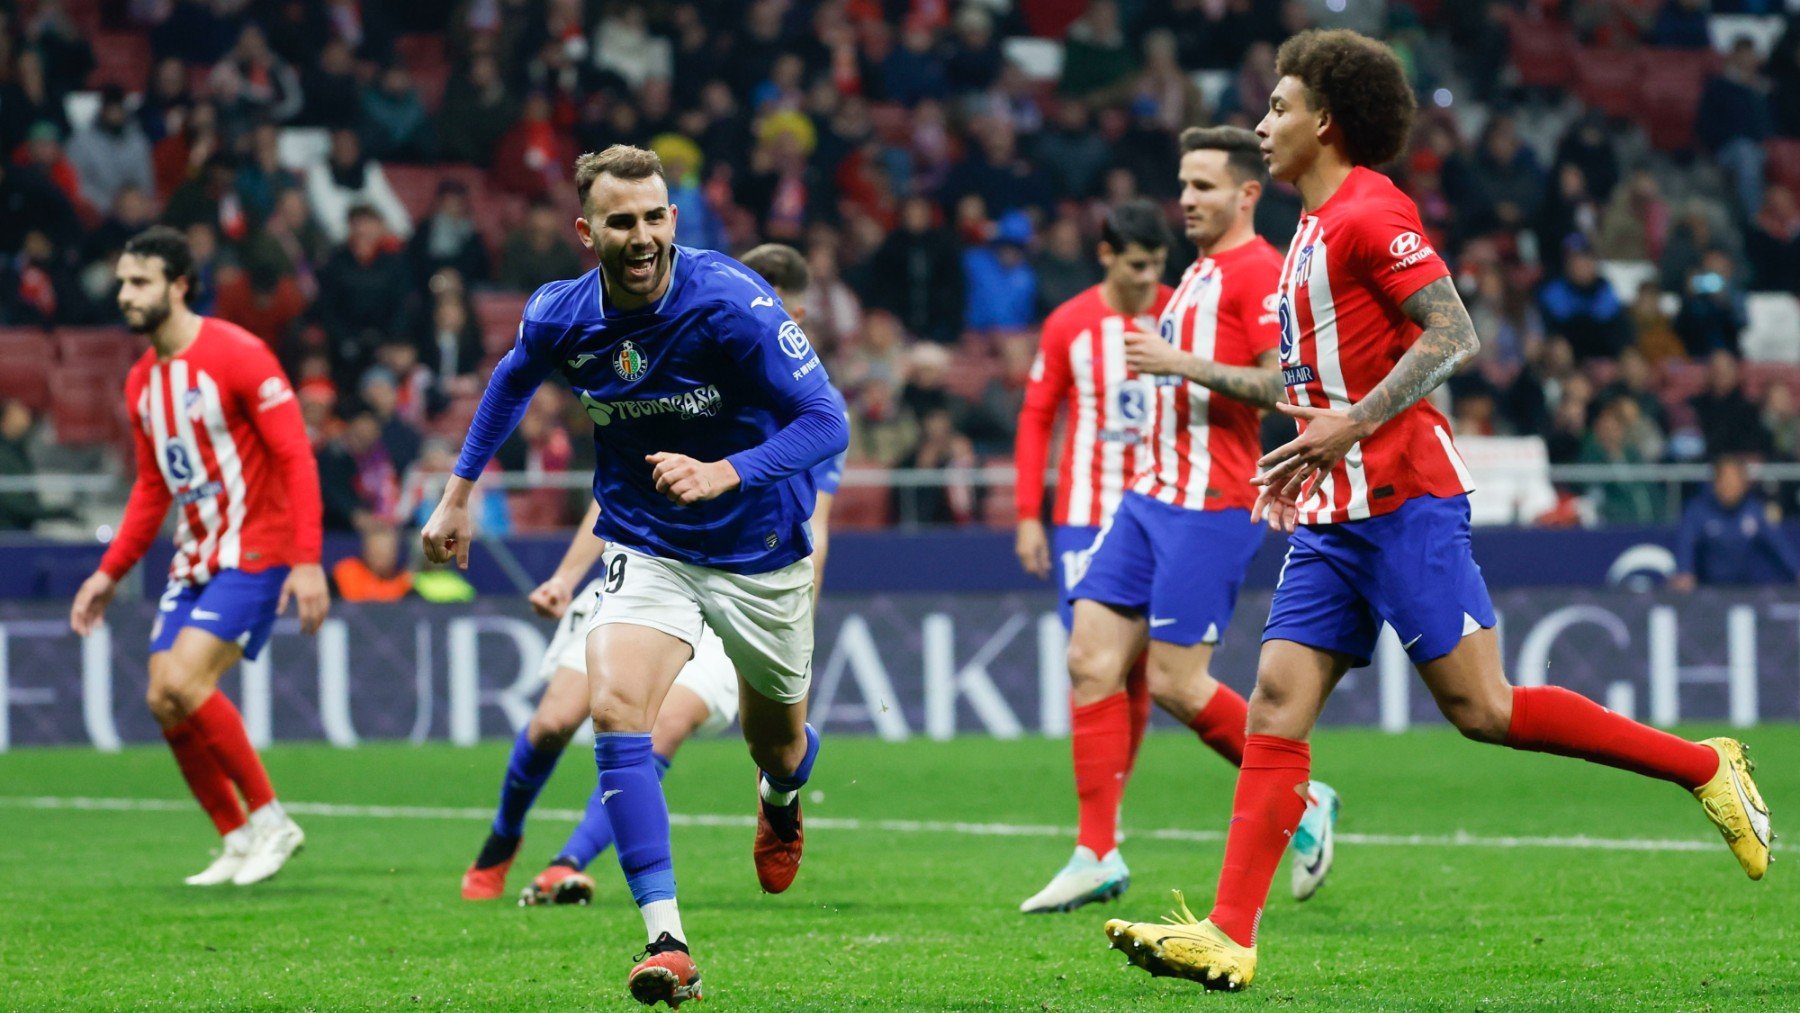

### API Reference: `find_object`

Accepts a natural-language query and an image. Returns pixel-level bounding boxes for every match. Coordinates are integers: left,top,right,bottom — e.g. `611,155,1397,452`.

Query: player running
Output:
458,244,848,910
1019,146,1336,916
1104,29,1772,992
69,226,329,886
422,147,848,1009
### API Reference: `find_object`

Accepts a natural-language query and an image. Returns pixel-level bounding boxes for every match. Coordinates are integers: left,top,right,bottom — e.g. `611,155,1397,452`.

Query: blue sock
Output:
556,752,669,870
491,726,562,838
594,733,676,905
762,723,821,798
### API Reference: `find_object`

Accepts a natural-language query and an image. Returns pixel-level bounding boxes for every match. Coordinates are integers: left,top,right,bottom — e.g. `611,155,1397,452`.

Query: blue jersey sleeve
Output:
453,294,562,481
715,303,850,488
809,385,850,495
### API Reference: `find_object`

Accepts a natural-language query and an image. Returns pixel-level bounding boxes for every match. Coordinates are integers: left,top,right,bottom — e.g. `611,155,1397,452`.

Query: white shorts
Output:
589,543,815,705
542,578,738,736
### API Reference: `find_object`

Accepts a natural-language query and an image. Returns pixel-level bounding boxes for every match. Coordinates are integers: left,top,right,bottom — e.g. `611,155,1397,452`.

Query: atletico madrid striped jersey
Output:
1015,283,1173,527
1133,238,1283,511
100,318,324,585
1275,166,1474,524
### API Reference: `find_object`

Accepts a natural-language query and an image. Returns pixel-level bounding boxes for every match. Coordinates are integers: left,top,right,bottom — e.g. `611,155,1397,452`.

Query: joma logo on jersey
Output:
613,341,649,381
579,385,722,427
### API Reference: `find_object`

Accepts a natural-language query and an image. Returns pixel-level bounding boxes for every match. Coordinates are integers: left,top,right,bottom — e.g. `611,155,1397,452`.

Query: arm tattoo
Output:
1347,277,1481,430
1181,351,1285,408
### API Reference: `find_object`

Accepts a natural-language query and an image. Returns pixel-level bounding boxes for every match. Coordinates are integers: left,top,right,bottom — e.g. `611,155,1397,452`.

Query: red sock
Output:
1209,734,1310,948
189,691,277,811
1124,655,1152,774
1071,692,1133,856
1506,686,1718,789
1187,683,1248,767
163,719,246,836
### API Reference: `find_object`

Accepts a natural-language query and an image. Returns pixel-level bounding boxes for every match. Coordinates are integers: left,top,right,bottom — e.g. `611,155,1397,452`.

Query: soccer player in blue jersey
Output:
422,148,849,1008
456,244,851,916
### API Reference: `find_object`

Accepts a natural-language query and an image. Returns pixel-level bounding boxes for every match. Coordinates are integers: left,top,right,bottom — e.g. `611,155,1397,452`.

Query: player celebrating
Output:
1104,30,1771,991
458,244,848,910
68,226,328,886
1019,148,1336,916
422,147,848,1009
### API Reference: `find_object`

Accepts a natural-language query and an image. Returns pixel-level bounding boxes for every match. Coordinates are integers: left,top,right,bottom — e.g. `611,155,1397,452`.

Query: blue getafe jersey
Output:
454,247,849,574
810,383,849,497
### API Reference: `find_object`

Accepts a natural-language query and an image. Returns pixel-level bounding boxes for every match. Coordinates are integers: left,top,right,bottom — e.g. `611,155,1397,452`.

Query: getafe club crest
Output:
613,341,648,381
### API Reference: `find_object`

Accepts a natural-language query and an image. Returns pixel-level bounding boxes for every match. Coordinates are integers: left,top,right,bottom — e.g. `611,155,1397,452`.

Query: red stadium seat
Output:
55,327,140,374
1508,19,1579,90
1638,51,1716,153
87,31,151,92
395,34,451,113
829,468,891,529
1766,139,1800,196
1742,363,1800,403
474,292,530,354
433,394,482,441
979,456,1016,528
383,165,489,224
507,489,570,533
48,366,126,445
0,329,56,411
1574,49,1641,119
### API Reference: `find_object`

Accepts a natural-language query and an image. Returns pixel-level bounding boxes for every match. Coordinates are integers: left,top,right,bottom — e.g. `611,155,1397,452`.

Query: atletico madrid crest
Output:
613,341,648,381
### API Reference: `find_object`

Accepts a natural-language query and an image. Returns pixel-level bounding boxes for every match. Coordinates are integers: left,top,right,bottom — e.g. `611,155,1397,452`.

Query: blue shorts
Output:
149,567,289,661
1051,524,1103,629
1071,493,1264,646
1262,494,1496,667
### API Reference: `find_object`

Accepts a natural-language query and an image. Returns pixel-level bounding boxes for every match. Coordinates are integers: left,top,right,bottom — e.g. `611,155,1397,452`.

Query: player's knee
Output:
527,714,575,752
747,734,806,778
1066,639,1125,698
144,682,184,724
589,688,651,734
1438,693,1509,744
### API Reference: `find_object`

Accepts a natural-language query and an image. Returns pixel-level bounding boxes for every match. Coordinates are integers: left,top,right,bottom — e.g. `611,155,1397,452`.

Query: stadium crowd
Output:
0,0,1797,531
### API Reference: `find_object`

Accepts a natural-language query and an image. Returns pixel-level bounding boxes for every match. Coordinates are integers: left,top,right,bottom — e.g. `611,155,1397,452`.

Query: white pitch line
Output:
0,796,1750,855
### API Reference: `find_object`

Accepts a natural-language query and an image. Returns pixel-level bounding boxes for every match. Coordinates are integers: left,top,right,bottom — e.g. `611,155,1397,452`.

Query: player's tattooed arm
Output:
1122,331,1283,407
1347,277,1481,431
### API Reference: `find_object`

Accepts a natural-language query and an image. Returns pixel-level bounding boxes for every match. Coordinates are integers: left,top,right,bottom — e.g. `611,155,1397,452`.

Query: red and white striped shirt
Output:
1276,167,1474,524
1015,283,1174,527
100,318,324,584
1134,238,1282,511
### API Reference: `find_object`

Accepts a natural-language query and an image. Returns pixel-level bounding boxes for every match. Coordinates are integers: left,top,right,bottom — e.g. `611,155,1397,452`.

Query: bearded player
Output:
1019,147,1336,916
459,243,849,910
69,226,329,886
423,146,848,1008
1104,29,1770,991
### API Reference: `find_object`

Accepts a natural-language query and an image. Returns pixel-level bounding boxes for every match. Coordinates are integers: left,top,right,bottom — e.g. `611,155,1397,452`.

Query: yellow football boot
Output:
1693,737,1773,880
1103,891,1257,991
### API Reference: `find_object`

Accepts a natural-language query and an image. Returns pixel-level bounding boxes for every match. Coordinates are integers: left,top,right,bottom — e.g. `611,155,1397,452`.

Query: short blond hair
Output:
574,145,666,213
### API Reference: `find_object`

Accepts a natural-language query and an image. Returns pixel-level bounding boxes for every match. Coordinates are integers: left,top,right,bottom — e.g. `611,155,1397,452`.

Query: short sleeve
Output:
1344,195,1449,309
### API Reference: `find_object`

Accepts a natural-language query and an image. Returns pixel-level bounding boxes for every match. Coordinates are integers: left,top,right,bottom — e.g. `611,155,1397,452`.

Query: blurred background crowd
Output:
0,0,1797,537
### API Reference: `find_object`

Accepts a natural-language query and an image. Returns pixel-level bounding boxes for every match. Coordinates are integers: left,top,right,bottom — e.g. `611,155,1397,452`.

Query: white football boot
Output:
185,826,255,886
1020,846,1131,913
233,805,306,885
1290,780,1341,901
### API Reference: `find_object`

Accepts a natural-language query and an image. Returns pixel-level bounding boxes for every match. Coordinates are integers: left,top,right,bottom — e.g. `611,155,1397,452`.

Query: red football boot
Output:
753,778,804,894
519,863,596,906
460,833,521,900
628,933,702,1008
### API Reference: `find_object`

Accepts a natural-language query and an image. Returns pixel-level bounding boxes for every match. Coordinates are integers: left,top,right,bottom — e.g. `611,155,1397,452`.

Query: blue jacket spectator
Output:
1538,241,1632,363
1674,457,1800,589
963,212,1038,332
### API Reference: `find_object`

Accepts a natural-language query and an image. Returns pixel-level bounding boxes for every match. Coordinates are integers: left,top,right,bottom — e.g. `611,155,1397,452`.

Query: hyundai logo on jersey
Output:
165,443,193,482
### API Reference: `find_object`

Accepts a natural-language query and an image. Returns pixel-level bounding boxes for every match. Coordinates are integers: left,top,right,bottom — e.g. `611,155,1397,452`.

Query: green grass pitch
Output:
2,726,1796,1010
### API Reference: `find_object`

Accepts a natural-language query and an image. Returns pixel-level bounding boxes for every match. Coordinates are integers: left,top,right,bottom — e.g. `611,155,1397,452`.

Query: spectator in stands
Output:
1059,0,1136,100
944,5,1005,96
136,57,192,144
880,14,949,106
150,0,245,65
1465,262,1538,378
19,0,93,103
407,180,490,289
316,205,410,385
1553,110,1620,208
361,66,434,163
214,255,306,347
316,411,399,532
162,155,241,236
210,24,303,125
1536,164,1601,277
1113,96,1185,202
2,229,80,326
358,367,422,475
1690,350,1773,458
1746,186,1800,295
330,522,414,602
491,92,574,201
649,133,724,252
151,99,221,202
1544,371,1594,467
1629,279,1686,364
1660,200,1738,294
741,111,824,242
1539,238,1633,363
1675,249,1750,357
963,210,1039,333
183,221,222,315
800,237,863,358
499,199,583,292
67,87,155,215
1597,169,1671,263
892,406,980,526
1649,0,1713,49
413,267,484,393
0,398,52,531
1772,21,1800,137
1128,29,1207,133
1580,398,1662,525
255,188,328,297
297,37,362,130
1034,100,1111,202
592,5,672,92
1599,347,1670,461
0,51,68,155
80,185,158,301
235,120,303,225
868,195,964,344
1464,113,1544,238
1764,383,1800,462
437,52,517,167
372,338,446,424
0,159,76,256
1033,217,1101,319
306,128,411,243
1699,38,1775,220
1672,455,1800,589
